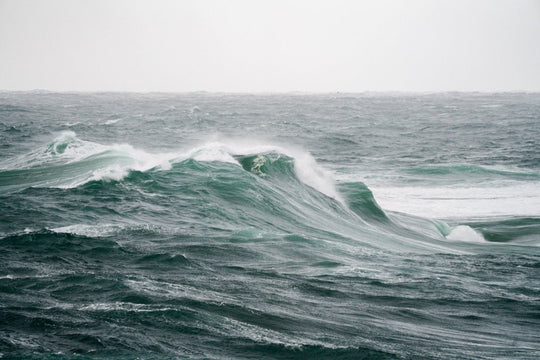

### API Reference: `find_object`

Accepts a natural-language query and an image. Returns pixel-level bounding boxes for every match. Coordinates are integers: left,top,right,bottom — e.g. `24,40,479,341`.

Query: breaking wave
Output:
5,132,535,253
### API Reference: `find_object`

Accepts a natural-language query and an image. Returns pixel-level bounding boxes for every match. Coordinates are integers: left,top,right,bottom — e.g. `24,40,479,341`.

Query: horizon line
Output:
2,89,540,95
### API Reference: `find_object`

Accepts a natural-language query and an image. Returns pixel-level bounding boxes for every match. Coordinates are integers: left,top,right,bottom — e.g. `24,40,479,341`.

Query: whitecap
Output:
446,225,486,243
104,118,121,125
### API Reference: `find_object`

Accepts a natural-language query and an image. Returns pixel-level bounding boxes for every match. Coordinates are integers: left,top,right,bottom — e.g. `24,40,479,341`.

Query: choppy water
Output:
1,92,539,359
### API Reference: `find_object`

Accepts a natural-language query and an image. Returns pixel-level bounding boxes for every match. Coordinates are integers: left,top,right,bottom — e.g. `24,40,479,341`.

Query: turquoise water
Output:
1,92,539,359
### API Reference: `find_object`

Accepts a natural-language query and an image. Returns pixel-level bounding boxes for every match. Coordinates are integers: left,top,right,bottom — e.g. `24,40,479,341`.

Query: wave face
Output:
1,92,540,359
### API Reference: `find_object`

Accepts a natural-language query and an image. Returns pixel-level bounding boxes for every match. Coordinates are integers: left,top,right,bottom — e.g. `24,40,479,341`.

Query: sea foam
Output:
446,225,486,243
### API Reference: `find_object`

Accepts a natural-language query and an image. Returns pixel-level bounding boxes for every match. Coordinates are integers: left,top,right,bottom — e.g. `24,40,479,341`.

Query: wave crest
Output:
0,133,341,202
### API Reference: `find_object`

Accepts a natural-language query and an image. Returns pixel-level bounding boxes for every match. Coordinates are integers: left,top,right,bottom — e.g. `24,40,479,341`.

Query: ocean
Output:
0,92,539,359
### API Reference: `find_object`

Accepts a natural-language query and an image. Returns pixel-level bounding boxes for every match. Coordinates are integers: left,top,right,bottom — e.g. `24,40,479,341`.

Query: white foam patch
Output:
51,223,174,237
51,224,124,237
89,165,130,182
446,225,486,243
185,142,239,164
104,118,121,125
368,183,540,219
64,121,81,127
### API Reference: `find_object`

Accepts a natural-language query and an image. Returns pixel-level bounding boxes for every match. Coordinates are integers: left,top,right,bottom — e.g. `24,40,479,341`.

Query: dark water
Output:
1,92,539,359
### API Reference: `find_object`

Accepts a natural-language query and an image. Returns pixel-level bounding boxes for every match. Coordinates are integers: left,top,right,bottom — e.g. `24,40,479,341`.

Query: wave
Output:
0,131,340,200
2,132,535,253
0,131,174,192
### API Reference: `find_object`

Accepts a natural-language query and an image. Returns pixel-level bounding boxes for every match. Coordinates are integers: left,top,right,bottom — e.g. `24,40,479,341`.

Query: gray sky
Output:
1,0,539,92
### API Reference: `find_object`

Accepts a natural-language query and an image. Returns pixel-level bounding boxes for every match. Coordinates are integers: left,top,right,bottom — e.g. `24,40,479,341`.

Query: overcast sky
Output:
1,0,539,92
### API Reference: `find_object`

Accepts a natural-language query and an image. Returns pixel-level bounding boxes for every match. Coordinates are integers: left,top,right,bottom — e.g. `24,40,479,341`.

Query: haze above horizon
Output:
1,0,539,92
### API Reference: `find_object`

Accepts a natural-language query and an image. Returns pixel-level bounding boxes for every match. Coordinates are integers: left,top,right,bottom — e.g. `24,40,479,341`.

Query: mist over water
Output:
1,92,539,359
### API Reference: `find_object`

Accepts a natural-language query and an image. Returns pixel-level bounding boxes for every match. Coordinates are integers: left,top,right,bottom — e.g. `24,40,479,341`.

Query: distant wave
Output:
405,163,539,180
